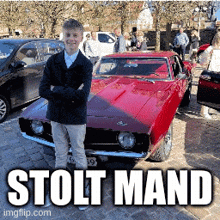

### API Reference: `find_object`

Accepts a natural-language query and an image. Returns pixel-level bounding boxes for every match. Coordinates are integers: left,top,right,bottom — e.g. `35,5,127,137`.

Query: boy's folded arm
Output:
52,83,86,102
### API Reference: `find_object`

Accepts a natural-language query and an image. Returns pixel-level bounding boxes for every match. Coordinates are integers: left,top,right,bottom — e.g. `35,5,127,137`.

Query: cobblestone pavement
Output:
0,65,219,220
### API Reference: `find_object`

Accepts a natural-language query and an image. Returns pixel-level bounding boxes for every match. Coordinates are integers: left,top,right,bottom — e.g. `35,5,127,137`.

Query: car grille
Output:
19,118,149,154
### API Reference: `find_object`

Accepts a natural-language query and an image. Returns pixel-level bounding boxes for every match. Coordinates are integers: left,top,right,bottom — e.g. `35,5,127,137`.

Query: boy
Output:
39,19,93,210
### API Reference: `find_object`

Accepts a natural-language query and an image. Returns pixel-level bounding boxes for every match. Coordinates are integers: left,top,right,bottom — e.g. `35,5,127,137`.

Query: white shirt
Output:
201,46,220,71
85,39,101,58
64,50,79,68
208,49,220,71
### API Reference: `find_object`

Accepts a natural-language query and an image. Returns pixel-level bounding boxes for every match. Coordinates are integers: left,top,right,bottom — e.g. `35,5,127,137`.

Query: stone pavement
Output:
0,65,219,220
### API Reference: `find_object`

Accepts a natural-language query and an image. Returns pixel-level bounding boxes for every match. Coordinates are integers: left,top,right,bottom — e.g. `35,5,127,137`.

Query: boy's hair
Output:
62,19,84,33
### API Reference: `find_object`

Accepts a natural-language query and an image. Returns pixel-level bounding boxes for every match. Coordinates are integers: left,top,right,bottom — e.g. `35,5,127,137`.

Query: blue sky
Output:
216,9,220,20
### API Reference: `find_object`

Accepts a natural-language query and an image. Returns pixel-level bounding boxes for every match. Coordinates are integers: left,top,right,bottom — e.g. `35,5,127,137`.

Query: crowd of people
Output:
82,26,202,64
82,27,149,65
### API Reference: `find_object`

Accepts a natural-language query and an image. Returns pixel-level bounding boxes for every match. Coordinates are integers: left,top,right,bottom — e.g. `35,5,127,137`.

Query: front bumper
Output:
21,132,150,159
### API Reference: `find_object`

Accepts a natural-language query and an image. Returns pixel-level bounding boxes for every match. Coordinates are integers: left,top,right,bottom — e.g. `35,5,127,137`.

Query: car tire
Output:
180,84,192,107
0,95,10,123
149,124,173,162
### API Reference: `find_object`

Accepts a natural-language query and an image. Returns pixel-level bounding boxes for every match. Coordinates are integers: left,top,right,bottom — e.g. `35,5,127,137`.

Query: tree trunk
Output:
155,15,161,52
8,28,12,36
165,22,172,50
50,19,57,38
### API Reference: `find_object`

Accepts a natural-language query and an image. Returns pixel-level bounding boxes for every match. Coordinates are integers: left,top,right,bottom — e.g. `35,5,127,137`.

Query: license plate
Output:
67,155,97,167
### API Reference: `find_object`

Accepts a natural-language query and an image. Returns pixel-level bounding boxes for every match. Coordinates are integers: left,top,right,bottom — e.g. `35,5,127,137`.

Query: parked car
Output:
79,32,116,57
19,51,193,165
0,38,64,123
197,70,220,111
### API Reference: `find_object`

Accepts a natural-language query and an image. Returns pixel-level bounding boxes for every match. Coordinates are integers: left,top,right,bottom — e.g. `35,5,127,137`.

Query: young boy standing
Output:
39,19,93,210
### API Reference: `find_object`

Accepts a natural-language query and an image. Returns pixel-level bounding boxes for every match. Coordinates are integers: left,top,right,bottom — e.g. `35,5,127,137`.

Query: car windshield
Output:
0,41,17,65
95,58,170,80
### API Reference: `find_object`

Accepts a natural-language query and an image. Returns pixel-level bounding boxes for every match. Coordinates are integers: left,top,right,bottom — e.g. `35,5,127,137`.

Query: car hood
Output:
21,77,175,133
88,77,171,116
87,77,174,133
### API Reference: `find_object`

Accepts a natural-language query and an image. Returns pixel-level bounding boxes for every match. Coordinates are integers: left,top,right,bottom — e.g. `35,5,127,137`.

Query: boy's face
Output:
63,28,83,55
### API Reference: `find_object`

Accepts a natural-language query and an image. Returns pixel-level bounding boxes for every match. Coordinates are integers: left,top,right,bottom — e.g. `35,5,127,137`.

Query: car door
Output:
171,56,188,100
197,70,220,110
98,33,115,56
10,41,40,107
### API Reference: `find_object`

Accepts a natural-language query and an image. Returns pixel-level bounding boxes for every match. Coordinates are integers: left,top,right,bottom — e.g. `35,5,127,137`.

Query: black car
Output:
0,38,64,122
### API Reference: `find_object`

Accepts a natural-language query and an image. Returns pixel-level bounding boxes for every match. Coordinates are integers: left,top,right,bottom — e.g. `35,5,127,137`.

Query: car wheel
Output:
0,95,10,123
180,84,192,107
149,124,173,162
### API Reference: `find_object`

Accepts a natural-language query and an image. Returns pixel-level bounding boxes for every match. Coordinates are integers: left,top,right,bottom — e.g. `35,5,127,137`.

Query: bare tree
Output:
28,1,71,38
0,1,27,36
150,1,212,51
110,1,144,33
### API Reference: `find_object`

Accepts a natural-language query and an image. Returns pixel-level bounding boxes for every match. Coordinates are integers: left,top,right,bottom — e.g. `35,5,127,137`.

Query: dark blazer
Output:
39,50,93,124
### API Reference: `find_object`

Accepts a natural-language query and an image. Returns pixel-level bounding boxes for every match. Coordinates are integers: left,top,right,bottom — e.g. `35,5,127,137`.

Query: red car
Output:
19,51,193,165
197,70,220,111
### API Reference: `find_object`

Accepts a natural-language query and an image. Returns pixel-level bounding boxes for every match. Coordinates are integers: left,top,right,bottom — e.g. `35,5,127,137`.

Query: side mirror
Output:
11,60,26,69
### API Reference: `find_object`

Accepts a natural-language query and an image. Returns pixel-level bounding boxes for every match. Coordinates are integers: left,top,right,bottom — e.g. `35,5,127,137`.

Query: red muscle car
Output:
19,51,193,165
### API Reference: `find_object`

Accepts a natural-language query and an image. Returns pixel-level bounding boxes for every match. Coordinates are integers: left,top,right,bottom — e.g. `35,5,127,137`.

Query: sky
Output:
216,9,220,20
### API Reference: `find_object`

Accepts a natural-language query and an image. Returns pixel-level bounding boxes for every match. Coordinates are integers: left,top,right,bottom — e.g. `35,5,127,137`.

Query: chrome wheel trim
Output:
0,98,7,120
164,127,172,156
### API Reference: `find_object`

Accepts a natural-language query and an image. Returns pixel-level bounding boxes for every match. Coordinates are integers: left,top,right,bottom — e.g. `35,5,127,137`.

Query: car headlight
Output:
31,120,44,135
118,132,135,149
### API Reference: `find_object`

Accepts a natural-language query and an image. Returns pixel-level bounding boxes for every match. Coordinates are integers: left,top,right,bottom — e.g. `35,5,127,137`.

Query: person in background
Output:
136,31,147,51
39,19,93,210
123,32,131,51
83,33,90,53
173,27,189,61
189,30,200,63
114,27,126,53
199,32,220,119
85,31,101,65
131,29,137,48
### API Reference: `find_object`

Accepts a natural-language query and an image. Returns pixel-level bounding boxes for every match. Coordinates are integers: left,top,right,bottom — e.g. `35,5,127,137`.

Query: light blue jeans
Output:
51,121,87,170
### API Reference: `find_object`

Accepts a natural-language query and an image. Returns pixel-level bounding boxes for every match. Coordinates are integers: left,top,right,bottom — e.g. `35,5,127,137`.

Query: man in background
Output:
173,27,189,61
85,31,101,65
114,27,126,53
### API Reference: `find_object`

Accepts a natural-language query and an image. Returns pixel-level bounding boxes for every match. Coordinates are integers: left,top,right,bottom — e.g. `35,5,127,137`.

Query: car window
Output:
16,42,38,66
98,34,114,43
171,56,183,77
96,58,169,79
36,41,64,62
0,41,16,65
